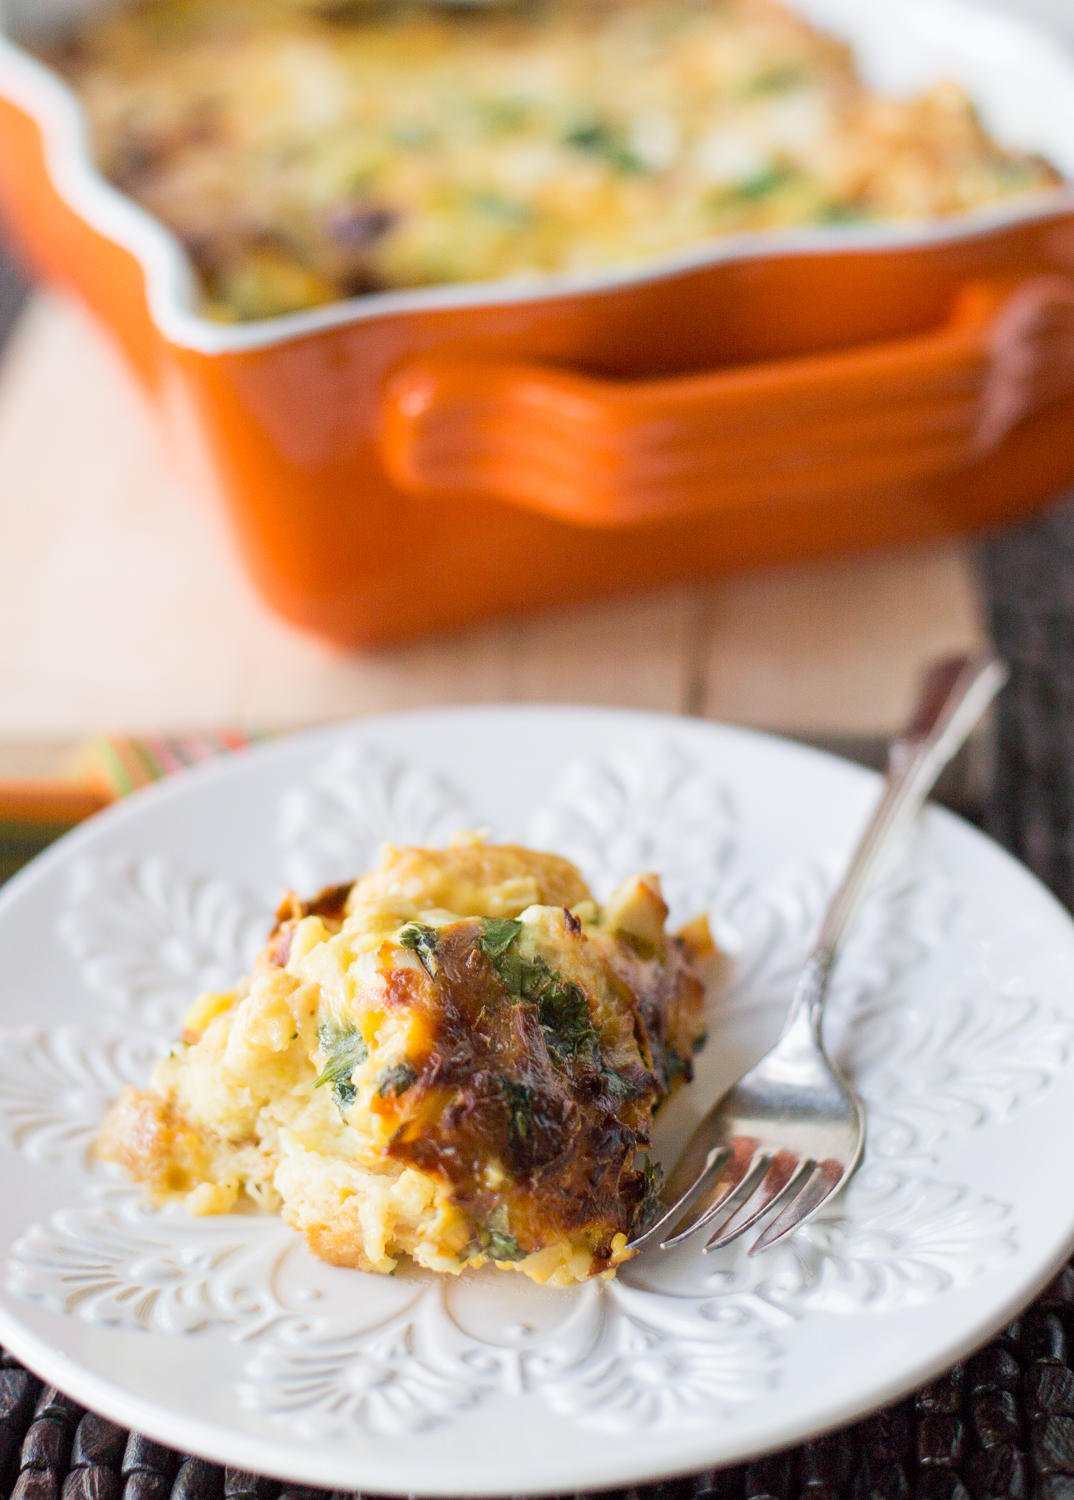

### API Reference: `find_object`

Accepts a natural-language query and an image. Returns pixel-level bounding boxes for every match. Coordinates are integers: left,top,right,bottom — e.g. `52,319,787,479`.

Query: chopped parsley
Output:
478,919,598,1061
478,918,527,997
638,1156,664,1229
479,918,523,958
614,929,658,961
534,974,595,1058
477,96,531,133
742,64,806,95
600,1066,647,1105
563,121,644,174
665,1041,692,1084
472,191,532,226
484,1204,526,1262
390,121,438,150
815,200,872,224
501,1077,533,1146
487,1227,525,1261
711,165,794,207
397,921,440,977
376,1061,419,1098
315,1022,368,1113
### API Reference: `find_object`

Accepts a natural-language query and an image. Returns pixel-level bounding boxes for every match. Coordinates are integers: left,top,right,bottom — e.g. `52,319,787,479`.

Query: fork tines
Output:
748,1156,844,1255
654,1141,846,1255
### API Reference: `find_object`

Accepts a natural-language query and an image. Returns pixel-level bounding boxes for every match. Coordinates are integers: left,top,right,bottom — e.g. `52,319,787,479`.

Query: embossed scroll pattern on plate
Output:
3,742,1073,1436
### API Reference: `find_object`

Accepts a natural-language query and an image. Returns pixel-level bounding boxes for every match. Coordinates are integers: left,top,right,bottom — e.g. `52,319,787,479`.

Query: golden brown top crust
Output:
267,883,352,967
97,1087,210,1198
50,0,1062,321
357,913,704,1267
272,882,352,930
346,841,592,918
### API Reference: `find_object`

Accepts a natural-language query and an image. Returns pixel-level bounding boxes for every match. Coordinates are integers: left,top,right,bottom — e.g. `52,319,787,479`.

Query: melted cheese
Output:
51,0,1061,320
97,836,710,1285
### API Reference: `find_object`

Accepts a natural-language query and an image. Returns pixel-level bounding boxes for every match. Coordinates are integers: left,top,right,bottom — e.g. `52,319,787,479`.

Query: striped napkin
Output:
0,732,264,883
75,731,266,797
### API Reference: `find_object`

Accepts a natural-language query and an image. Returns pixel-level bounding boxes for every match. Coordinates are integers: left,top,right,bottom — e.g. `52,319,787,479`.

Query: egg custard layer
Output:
98,838,710,1285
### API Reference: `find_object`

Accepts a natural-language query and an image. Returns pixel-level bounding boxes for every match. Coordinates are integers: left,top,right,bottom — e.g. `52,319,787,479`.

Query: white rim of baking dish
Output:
2,0,1074,355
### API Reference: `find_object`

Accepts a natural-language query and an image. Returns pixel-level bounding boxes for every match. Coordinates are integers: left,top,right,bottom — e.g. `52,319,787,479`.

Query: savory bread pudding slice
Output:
98,836,710,1284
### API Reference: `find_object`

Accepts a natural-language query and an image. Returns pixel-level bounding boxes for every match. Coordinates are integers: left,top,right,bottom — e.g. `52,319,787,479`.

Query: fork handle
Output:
788,652,1008,1030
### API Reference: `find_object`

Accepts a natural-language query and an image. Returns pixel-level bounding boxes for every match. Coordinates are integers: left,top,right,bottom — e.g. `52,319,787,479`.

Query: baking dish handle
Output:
380,275,1074,527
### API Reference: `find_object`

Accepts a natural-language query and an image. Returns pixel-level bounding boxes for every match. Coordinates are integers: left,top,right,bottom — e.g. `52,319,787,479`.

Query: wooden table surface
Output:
0,290,987,773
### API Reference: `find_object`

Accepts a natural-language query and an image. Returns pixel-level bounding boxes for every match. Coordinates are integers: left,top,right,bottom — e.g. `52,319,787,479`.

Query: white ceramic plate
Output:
0,706,1073,1497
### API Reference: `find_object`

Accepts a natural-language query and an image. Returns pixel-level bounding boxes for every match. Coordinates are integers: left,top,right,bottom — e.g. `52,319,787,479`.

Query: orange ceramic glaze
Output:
3,63,1074,647
0,95,167,391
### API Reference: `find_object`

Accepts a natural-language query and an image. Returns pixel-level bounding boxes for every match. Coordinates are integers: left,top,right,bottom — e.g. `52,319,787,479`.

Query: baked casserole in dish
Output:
45,0,1062,322
2,0,1074,645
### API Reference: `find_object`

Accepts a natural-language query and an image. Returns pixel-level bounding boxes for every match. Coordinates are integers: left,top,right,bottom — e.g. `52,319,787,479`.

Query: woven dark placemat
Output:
2,1284,1074,1500
983,496,1074,912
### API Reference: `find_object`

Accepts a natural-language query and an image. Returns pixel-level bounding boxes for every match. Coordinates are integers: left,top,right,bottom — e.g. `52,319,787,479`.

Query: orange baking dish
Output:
3,0,1074,648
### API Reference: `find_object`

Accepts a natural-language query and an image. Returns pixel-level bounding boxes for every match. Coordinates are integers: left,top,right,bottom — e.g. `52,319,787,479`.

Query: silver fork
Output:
631,651,1009,1259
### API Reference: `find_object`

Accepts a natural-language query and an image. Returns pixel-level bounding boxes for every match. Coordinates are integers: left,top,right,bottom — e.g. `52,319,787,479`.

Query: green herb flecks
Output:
600,1065,648,1105
487,1227,525,1261
472,191,533,226
997,159,1041,186
478,918,526,996
713,165,794,206
476,96,532,134
484,1203,527,1262
397,921,440,977
563,121,645,174
376,1061,419,1098
479,917,523,957
638,1155,664,1229
815,200,873,224
479,919,598,1061
315,1022,369,1113
741,64,806,95
665,1041,692,1084
501,1077,533,1146
390,120,438,150
535,974,595,1058
615,929,658,961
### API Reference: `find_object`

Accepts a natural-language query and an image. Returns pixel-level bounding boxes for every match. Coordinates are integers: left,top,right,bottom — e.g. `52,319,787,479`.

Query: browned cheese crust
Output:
46,0,1063,321
374,918,701,1269
96,838,711,1283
